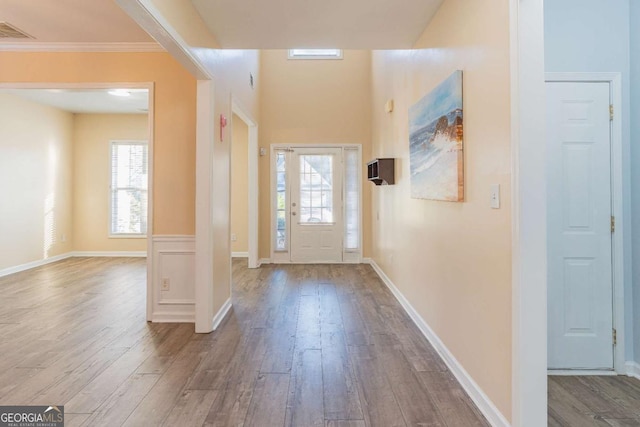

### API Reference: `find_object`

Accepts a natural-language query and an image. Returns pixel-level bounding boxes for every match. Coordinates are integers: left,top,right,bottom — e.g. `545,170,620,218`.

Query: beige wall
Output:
231,113,249,253
192,50,260,314
0,52,197,236
146,0,262,318
258,50,372,258
371,0,512,420
0,93,74,270
150,0,220,48
73,114,149,252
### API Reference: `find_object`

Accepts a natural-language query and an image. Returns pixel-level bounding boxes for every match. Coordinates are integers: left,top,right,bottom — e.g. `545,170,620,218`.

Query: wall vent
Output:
0,22,34,39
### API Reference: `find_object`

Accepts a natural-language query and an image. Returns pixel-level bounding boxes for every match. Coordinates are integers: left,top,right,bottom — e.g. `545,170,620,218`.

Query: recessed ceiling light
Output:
108,89,131,97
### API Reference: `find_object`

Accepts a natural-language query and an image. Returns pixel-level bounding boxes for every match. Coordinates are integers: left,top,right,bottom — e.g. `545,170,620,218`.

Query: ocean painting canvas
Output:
409,70,464,201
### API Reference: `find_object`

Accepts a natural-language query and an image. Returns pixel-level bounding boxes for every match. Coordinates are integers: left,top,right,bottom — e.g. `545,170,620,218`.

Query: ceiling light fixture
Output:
108,89,131,97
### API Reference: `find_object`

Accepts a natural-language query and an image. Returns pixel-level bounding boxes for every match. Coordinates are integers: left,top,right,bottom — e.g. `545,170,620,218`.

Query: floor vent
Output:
0,22,34,39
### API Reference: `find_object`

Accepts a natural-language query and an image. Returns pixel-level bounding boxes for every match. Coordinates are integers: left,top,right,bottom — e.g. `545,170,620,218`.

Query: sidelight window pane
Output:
275,151,287,250
344,148,359,250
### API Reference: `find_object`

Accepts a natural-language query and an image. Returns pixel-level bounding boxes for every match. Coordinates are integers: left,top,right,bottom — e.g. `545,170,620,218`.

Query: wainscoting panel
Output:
151,235,195,323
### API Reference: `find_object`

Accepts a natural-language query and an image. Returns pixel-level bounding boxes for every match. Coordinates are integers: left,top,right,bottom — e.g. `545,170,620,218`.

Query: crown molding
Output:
0,42,165,52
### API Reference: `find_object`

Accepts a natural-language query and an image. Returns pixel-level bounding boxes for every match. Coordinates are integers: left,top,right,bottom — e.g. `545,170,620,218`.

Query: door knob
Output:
292,212,297,216
292,202,297,207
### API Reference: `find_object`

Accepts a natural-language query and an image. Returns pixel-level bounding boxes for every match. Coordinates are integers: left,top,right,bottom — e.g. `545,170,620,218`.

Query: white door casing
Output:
546,81,613,370
290,147,343,263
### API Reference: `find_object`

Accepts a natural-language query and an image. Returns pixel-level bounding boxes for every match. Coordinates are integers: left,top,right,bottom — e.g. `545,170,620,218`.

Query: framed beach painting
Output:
408,70,464,201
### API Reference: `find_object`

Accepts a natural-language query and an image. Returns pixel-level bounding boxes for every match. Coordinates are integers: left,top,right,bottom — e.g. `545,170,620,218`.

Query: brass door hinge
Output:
610,104,614,121
611,216,615,233
613,328,617,346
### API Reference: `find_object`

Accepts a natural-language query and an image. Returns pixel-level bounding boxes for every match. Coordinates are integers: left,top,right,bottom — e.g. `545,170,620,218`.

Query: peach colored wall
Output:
73,114,149,252
371,0,512,420
231,113,249,253
258,49,372,259
145,0,261,324
0,93,74,270
190,49,260,313
0,52,197,236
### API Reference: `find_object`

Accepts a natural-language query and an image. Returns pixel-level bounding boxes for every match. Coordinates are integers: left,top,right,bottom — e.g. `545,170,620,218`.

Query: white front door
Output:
546,81,614,370
290,147,343,263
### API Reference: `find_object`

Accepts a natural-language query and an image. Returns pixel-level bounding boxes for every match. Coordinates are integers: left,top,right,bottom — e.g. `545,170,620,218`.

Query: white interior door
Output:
547,81,614,370
290,147,343,263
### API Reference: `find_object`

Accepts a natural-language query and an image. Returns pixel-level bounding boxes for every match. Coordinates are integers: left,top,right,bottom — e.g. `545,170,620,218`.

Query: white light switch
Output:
490,184,500,209
231,233,237,242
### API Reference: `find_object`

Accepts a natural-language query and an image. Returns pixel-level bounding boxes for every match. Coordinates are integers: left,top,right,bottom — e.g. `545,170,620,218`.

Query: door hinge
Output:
611,216,615,233
610,104,614,121
613,328,617,346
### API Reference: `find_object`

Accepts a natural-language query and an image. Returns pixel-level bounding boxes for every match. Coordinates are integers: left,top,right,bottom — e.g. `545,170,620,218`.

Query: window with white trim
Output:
288,49,343,60
110,141,148,236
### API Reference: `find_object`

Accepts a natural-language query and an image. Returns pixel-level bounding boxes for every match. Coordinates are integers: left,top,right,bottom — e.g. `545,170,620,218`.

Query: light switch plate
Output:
490,184,500,209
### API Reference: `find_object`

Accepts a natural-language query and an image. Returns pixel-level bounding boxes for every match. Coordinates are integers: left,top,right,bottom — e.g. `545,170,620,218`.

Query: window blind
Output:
110,141,148,236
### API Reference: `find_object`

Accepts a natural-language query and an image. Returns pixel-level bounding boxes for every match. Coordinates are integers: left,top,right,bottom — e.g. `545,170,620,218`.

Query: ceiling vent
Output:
0,22,34,39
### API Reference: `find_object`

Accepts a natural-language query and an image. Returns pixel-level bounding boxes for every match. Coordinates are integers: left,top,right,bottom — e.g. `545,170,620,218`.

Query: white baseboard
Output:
258,258,271,267
151,312,195,323
366,259,510,427
627,361,640,380
232,252,249,258
73,251,147,257
0,252,74,278
211,298,232,331
548,370,616,376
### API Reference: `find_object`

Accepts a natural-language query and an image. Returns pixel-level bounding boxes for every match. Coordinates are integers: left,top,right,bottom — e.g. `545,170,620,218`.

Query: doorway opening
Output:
230,113,250,261
545,73,635,423
231,98,259,270
545,73,625,374
270,144,362,264
0,83,154,319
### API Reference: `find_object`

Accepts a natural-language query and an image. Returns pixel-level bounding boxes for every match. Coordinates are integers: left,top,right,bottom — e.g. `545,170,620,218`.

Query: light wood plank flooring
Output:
549,376,640,426
0,257,488,426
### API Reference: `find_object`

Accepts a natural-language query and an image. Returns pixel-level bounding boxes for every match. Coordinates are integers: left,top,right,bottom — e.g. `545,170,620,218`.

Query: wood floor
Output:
0,257,488,426
549,376,640,426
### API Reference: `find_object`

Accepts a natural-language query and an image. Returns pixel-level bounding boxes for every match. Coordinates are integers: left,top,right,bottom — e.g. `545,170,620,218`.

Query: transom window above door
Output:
287,49,343,60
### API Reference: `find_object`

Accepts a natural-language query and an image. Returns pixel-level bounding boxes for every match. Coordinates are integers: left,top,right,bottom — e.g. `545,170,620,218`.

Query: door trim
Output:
545,72,625,374
269,143,363,264
510,2,547,423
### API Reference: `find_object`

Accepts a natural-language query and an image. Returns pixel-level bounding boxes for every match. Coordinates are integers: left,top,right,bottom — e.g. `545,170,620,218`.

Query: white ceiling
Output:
0,0,154,43
191,0,444,49
0,89,149,114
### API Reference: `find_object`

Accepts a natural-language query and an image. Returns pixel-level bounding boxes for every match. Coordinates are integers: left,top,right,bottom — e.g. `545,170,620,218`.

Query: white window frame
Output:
270,144,362,263
287,49,343,60
109,139,149,239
